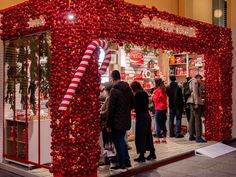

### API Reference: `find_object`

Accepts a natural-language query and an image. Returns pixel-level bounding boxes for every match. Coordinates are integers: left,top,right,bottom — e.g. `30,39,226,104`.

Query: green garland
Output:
5,42,16,109
5,34,51,112
40,33,51,98
123,43,158,56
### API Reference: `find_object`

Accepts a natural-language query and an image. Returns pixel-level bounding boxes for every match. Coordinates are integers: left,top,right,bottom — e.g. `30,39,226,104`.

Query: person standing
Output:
99,84,115,166
107,70,134,170
183,77,192,122
166,76,184,138
130,81,156,163
152,78,168,143
187,74,207,143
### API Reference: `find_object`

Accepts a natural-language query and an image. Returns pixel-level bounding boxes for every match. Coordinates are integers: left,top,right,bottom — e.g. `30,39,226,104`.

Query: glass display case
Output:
4,33,51,166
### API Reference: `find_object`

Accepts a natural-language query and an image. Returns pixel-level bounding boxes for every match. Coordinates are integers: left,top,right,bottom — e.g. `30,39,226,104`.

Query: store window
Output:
3,33,51,166
213,0,227,27
99,48,110,83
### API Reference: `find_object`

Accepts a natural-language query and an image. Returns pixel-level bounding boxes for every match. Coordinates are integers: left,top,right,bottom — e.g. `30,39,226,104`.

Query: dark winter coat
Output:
134,91,149,114
107,81,134,131
134,91,155,154
166,82,184,110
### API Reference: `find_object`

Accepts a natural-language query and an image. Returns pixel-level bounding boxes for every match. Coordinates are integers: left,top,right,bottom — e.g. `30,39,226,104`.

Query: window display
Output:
4,33,51,165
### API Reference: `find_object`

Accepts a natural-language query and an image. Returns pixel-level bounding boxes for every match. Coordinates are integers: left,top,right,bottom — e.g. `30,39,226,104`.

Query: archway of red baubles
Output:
0,0,233,177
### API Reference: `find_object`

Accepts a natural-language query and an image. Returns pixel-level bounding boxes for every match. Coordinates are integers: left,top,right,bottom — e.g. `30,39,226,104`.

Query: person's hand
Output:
194,104,198,109
106,127,111,133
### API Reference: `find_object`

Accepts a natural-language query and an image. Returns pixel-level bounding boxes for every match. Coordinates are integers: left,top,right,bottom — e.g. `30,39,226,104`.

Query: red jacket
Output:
152,88,168,110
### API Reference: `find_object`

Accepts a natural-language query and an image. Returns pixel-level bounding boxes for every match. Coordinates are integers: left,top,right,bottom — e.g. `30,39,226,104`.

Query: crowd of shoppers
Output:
99,70,206,171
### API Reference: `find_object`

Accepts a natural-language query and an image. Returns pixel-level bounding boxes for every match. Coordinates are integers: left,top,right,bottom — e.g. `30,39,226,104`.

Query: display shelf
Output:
169,63,187,65
5,158,34,168
142,78,153,81
7,138,14,141
5,118,51,165
168,52,189,84
168,52,205,84
189,66,203,69
17,140,27,144
170,75,186,77
6,141,16,156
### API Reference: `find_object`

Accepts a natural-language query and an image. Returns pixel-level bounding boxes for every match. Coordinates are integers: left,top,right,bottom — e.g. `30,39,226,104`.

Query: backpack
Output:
183,81,191,98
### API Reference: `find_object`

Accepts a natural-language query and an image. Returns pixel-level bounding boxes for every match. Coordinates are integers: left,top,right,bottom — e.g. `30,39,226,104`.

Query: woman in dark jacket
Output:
130,81,156,162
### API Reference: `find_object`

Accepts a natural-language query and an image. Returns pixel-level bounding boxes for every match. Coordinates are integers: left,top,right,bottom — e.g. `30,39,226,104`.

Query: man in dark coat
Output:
107,70,134,171
166,76,184,138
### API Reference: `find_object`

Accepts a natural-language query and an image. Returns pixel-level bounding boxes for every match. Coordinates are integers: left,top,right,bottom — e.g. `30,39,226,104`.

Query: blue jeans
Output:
112,130,130,166
169,108,182,135
154,110,167,138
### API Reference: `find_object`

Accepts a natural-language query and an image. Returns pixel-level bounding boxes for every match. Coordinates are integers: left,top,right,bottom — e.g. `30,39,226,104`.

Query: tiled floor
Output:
28,136,215,177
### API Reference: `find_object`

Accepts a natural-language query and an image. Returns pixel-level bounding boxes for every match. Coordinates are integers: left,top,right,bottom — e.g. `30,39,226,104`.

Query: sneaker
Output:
154,139,160,144
189,136,196,141
175,134,184,138
196,137,207,143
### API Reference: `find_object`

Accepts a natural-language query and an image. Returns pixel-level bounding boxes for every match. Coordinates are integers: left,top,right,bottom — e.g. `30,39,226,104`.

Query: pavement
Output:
1,141,236,177
134,140,236,177
0,169,22,177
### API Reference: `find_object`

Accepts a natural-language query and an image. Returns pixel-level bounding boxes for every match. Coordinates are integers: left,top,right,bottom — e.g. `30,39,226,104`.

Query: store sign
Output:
141,15,197,37
28,15,46,28
129,50,144,65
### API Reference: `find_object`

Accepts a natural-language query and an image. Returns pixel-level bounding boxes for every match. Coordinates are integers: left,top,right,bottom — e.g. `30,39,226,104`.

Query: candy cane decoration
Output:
59,39,111,111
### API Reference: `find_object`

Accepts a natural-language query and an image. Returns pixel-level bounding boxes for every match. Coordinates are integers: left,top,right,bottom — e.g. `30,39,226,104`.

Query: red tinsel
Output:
0,0,233,176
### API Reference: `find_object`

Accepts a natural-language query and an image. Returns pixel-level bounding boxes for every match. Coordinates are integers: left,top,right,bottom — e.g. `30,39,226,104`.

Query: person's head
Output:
155,78,166,93
130,81,143,94
186,77,192,82
155,78,163,88
111,70,121,83
169,76,176,82
195,74,203,83
104,84,112,97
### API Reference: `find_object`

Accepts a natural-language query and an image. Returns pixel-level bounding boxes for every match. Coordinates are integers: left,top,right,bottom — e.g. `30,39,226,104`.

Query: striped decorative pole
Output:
66,0,71,8
59,39,111,111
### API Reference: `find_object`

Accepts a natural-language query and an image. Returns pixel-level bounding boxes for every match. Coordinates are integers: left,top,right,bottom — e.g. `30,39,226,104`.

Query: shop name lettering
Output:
141,15,197,37
28,16,46,28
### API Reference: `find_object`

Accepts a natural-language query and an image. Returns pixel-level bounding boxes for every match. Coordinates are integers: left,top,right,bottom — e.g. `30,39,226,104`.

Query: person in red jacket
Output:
152,78,168,143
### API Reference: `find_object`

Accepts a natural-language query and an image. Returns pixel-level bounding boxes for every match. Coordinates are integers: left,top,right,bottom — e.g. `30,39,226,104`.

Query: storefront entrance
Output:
0,0,233,176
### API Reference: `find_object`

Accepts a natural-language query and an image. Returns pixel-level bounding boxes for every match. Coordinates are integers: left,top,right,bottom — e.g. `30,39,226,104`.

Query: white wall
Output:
232,30,236,138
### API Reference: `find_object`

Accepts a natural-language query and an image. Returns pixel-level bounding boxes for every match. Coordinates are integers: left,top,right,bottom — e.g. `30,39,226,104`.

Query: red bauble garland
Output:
0,0,233,176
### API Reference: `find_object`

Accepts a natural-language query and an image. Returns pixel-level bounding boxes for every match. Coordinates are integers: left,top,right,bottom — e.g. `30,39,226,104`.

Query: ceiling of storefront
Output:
0,0,27,10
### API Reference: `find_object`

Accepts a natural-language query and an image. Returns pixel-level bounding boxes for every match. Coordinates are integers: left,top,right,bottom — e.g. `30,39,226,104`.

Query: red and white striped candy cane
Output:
59,39,111,111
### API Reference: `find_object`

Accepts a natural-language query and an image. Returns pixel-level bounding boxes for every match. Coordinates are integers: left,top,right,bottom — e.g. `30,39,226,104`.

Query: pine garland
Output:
40,34,51,98
5,42,16,109
5,34,51,111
